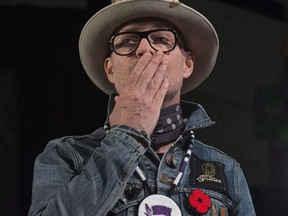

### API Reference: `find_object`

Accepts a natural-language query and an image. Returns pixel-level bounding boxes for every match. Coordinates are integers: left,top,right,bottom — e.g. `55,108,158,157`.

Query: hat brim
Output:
79,0,219,95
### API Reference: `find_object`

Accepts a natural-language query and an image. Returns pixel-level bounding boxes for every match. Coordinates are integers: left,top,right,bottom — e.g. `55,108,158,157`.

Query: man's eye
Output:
152,36,170,44
119,36,138,45
122,38,137,44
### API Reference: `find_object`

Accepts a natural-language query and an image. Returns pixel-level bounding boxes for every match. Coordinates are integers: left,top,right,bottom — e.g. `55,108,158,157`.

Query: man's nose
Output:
135,38,156,57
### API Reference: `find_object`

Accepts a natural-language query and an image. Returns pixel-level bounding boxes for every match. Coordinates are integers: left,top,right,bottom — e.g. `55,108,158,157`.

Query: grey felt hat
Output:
79,0,219,94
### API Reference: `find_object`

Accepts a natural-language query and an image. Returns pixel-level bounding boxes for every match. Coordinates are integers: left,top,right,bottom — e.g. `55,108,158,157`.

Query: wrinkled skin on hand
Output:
108,52,169,135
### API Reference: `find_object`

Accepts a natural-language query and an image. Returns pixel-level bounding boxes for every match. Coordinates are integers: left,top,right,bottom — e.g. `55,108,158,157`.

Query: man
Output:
29,0,256,215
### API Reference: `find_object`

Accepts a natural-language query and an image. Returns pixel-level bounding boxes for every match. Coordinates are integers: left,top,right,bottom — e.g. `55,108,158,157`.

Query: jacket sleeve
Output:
28,126,149,216
231,165,256,216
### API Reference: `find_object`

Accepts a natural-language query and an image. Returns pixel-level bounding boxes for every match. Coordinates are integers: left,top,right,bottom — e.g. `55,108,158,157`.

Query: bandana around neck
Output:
151,104,183,148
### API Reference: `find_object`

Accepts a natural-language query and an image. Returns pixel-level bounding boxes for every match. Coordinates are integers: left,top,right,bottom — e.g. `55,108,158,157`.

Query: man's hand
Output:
109,51,169,135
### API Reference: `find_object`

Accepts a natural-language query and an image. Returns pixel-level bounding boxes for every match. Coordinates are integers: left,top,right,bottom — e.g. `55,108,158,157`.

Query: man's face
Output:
104,20,194,105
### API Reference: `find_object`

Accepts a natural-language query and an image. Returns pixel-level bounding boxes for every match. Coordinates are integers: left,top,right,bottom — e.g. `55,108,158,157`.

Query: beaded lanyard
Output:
136,130,194,195
136,130,195,215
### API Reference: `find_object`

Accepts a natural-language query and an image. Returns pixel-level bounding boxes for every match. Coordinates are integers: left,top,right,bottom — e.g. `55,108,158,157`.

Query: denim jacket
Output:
28,101,256,216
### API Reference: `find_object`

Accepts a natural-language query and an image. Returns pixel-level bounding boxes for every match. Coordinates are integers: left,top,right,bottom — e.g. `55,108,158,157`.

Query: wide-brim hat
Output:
79,0,219,95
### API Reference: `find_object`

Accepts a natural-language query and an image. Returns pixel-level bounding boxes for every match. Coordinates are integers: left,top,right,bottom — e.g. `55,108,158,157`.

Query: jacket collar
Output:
181,100,215,131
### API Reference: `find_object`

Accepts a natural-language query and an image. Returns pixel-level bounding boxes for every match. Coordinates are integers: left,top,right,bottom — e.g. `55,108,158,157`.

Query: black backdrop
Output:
1,3,109,215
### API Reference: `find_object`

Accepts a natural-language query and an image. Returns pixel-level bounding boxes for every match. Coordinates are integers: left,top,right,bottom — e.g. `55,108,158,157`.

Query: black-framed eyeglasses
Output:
109,29,183,56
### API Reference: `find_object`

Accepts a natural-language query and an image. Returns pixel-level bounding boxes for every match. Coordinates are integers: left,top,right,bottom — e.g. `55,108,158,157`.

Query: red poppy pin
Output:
188,189,211,214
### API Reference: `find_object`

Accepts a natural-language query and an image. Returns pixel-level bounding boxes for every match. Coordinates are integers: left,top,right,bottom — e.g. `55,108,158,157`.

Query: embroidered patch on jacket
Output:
189,154,228,195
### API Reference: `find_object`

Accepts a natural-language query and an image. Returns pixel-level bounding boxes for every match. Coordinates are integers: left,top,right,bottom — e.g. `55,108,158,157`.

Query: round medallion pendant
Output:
138,194,182,216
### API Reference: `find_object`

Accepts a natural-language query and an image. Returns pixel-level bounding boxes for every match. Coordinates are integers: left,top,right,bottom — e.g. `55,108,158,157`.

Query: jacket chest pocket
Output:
109,181,145,216
184,190,234,216
208,197,230,216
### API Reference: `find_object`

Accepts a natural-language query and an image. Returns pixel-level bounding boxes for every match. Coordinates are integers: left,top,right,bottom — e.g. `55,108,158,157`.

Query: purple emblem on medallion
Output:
144,203,172,216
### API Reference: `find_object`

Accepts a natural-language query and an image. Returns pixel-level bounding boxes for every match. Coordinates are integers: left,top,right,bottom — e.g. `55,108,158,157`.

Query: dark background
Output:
1,0,287,215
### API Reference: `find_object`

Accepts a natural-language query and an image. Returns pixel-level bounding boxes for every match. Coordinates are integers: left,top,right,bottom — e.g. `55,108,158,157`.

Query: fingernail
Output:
155,51,164,58
161,60,168,69
161,64,167,70
144,52,153,58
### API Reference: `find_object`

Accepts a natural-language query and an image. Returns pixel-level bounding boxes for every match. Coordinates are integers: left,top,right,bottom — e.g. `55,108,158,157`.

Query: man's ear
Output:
183,52,194,79
104,57,114,84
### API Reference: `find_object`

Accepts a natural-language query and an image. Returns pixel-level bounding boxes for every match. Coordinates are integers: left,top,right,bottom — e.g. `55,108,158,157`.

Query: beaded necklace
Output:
136,130,195,216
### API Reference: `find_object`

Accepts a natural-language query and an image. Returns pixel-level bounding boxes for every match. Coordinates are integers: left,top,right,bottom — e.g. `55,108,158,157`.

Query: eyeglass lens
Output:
112,29,177,55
